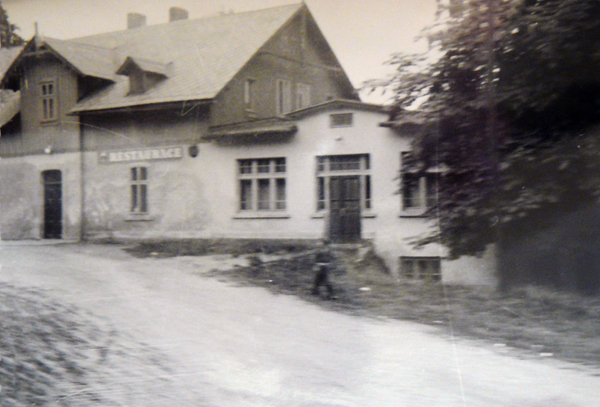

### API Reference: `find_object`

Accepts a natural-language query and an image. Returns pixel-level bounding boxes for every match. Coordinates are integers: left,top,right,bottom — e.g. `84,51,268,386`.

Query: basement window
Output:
400,257,441,281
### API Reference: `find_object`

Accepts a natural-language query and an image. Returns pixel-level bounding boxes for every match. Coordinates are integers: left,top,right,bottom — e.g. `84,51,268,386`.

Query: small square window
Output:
257,159,271,173
274,158,286,173
239,160,252,174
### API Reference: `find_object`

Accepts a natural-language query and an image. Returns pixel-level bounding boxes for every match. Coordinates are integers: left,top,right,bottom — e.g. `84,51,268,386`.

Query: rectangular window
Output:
275,178,286,210
40,81,57,121
275,79,292,115
244,78,255,110
401,152,439,212
330,112,353,127
131,167,148,214
400,257,441,281
240,179,253,210
316,154,371,212
296,83,311,110
317,176,326,211
237,158,287,212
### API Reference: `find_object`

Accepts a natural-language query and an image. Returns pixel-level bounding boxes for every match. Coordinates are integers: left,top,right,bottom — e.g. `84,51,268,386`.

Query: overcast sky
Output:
3,0,438,103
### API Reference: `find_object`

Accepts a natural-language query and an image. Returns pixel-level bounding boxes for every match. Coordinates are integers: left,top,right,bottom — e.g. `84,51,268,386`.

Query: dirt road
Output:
1,243,598,406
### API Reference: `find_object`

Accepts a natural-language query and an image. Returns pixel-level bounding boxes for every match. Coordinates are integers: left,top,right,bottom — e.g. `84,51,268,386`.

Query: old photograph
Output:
1,0,599,405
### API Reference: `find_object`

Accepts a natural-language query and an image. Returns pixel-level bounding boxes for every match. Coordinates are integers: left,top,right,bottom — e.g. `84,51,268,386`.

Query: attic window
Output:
330,112,353,127
129,69,146,94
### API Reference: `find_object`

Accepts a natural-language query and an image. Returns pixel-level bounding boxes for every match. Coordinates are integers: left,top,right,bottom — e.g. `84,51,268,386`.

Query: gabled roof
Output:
205,117,297,140
0,37,117,87
287,99,387,118
70,3,305,113
43,38,116,81
1,4,357,115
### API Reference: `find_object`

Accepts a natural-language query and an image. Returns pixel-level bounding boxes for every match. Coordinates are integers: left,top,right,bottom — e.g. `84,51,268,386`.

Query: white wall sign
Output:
98,146,184,163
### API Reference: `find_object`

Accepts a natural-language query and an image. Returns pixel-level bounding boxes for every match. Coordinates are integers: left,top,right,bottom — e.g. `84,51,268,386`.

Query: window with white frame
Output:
400,257,441,281
238,158,286,211
296,83,311,110
316,154,371,212
401,152,439,212
275,79,292,115
131,167,148,214
40,81,57,121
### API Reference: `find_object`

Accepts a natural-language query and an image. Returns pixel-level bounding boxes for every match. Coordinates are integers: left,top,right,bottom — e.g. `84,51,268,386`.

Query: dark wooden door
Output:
329,176,361,243
43,170,62,239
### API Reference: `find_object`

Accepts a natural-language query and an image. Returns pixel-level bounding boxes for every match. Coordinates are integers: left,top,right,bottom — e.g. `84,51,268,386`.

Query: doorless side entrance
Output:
43,170,62,239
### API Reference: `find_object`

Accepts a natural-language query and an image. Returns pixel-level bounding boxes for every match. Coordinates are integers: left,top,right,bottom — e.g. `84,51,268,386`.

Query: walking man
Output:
312,239,335,299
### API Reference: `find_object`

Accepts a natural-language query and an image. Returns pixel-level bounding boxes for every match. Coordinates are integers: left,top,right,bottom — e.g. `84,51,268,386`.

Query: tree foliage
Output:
373,0,600,265
0,1,24,48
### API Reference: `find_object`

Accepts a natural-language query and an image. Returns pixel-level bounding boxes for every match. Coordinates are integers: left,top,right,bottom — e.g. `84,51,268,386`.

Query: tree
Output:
372,0,600,291
0,1,24,48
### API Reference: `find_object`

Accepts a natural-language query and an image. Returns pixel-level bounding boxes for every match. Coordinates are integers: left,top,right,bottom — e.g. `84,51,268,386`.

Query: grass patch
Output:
124,238,315,258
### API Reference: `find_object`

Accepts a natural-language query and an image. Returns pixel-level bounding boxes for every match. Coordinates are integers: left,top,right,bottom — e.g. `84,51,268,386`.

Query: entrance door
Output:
43,170,62,239
328,176,361,243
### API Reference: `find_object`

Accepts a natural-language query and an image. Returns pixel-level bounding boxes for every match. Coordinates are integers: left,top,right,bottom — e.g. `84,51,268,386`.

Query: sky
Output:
3,0,438,103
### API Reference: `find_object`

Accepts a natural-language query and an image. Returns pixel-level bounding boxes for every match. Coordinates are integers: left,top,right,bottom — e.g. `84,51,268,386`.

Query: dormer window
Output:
117,56,170,95
128,67,146,94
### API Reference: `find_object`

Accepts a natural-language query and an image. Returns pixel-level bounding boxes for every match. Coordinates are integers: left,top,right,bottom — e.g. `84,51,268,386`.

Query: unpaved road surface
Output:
1,242,599,407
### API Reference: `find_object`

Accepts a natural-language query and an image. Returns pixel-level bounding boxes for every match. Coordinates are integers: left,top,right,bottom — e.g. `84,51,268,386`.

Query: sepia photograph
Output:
1,0,599,405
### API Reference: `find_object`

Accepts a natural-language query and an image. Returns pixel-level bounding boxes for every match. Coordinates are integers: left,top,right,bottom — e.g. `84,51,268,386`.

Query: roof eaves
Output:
69,98,211,115
204,118,297,140
0,41,33,87
42,38,117,81
286,99,387,119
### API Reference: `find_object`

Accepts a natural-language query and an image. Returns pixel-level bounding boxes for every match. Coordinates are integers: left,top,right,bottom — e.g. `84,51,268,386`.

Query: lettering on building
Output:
98,146,184,163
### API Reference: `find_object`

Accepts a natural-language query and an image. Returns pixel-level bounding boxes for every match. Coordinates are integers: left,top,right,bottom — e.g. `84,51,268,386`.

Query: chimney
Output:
127,13,147,29
169,7,189,22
